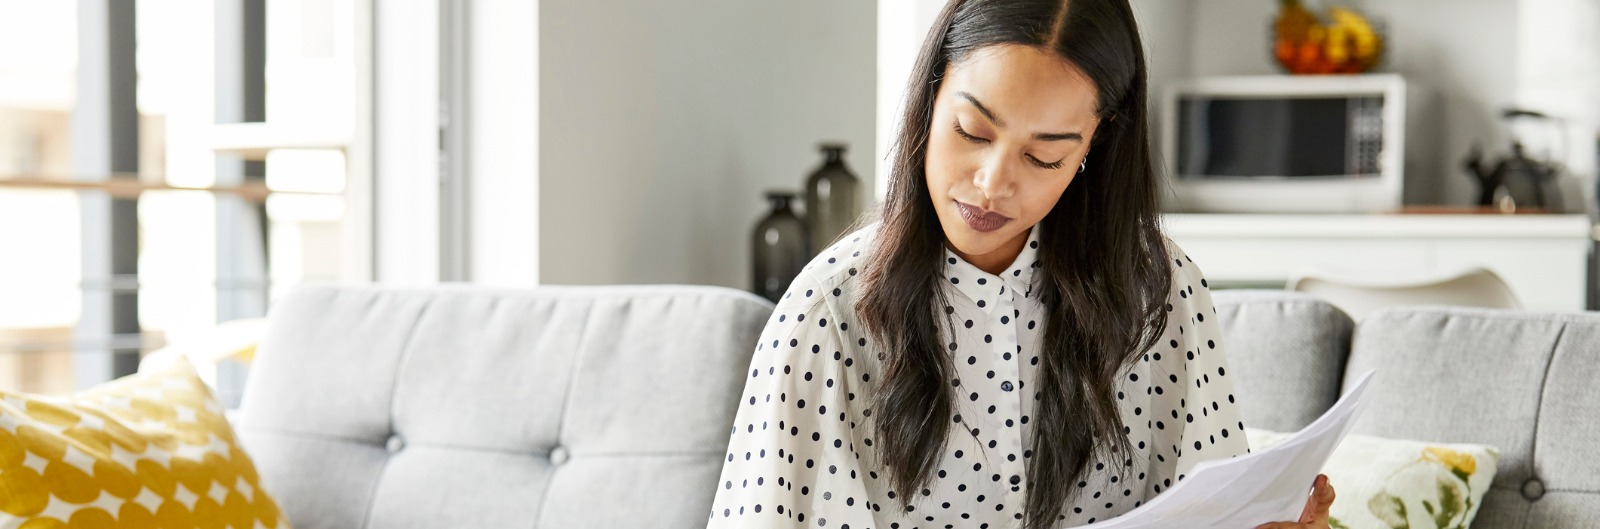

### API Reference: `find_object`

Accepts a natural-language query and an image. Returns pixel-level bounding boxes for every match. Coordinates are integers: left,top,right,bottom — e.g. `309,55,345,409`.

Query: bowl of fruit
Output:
1272,0,1385,74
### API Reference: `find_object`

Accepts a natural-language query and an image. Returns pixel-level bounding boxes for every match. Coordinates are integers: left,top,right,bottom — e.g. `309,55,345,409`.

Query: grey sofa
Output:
235,285,772,529
236,284,1600,528
1216,289,1600,528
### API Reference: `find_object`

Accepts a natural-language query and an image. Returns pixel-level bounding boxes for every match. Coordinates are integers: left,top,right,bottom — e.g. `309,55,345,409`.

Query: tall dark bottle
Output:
804,143,862,252
751,191,810,303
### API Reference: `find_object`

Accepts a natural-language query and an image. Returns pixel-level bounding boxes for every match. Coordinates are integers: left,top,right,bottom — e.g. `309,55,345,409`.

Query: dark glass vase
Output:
804,143,862,252
752,191,810,303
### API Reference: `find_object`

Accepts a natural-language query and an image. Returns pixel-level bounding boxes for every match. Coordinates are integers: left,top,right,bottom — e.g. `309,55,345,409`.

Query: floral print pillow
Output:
1246,428,1500,529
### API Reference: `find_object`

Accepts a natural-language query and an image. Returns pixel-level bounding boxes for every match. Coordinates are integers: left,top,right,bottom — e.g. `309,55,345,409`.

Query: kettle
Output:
1462,109,1565,212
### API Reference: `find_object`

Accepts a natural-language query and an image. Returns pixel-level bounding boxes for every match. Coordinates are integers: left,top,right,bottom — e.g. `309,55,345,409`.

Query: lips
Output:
955,201,1010,233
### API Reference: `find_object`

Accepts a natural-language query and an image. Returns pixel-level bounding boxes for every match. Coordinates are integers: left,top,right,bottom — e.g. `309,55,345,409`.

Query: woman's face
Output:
925,44,1102,269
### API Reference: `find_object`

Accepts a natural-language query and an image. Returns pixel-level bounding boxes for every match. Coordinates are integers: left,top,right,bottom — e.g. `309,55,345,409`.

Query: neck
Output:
948,229,1029,276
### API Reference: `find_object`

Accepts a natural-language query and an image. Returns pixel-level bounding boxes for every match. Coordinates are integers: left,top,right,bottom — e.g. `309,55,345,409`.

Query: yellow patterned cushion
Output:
0,357,290,529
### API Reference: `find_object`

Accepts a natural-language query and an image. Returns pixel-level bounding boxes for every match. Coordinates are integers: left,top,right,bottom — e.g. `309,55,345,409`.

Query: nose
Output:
972,150,1017,203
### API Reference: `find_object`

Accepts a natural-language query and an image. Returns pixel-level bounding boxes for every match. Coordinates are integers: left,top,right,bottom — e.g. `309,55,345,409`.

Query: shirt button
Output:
1010,475,1022,485
1001,381,1014,392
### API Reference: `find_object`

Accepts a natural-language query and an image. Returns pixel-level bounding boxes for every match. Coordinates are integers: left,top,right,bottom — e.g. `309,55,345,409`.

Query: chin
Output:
940,221,1018,257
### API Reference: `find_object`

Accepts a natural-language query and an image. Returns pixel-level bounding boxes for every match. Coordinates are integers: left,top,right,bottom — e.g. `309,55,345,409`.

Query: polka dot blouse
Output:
708,222,1250,529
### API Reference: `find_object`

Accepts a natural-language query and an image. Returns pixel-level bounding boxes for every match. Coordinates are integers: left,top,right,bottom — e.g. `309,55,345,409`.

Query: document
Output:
1076,369,1378,529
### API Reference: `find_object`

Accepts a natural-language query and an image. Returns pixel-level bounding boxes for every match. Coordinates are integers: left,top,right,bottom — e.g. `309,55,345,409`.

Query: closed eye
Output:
954,119,1066,170
952,119,988,144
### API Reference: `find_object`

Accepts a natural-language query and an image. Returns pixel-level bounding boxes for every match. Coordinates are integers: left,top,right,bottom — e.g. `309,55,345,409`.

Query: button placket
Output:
993,282,1027,504
938,225,1042,518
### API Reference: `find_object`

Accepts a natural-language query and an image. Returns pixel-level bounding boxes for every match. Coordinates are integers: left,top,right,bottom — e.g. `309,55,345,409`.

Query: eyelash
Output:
952,120,1064,170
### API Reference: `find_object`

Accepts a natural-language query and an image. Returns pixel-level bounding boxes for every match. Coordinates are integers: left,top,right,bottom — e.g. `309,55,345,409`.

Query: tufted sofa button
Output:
386,435,405,453
1521,477,1545,501
550,446,570,466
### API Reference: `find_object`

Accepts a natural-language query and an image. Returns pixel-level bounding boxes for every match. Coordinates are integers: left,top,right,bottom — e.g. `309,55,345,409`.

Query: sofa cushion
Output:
1346,306,1600,528
1212,290,1354,433
236,285,772,529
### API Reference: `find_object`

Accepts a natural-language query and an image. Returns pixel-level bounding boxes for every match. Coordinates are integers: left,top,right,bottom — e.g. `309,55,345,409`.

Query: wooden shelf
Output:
0,176,334,202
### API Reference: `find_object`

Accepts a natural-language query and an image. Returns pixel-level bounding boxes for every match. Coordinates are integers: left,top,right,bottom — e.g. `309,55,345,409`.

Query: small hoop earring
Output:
1079,158,1087,173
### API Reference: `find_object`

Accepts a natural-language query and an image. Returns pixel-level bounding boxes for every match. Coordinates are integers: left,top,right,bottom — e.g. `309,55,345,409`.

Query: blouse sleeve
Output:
706,271,878,529
1143,241,1252,496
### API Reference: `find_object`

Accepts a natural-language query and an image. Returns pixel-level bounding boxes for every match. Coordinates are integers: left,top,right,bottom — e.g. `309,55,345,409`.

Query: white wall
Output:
876,0,949,200
1128,0,1194,187
540,0,877,288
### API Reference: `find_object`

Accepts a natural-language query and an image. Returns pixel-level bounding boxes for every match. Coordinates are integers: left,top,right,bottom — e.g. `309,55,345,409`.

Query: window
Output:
0,0,362,404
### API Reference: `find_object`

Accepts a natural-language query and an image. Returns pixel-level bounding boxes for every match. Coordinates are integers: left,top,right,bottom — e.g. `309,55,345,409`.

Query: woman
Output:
708,1,1334,528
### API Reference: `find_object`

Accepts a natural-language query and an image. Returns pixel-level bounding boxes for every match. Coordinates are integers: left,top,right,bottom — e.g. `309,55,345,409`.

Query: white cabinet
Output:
1163,214,1595,313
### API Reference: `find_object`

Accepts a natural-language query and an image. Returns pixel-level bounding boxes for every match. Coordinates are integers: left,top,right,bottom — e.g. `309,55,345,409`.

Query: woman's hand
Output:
1255,474,1336,529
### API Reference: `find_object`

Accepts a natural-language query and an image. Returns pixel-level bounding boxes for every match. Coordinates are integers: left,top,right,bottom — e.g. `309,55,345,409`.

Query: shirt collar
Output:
941,225,1042,313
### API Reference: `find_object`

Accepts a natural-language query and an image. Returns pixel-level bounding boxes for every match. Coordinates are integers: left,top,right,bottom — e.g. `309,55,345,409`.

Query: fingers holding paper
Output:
1254,473,1336,529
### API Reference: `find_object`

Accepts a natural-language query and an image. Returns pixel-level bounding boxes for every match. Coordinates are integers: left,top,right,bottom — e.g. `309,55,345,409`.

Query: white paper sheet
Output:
1075,369,1378,529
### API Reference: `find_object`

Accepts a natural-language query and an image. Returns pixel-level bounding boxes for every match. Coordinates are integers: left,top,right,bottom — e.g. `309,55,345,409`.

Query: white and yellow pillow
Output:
1247,428,1499,529
0,358,289,529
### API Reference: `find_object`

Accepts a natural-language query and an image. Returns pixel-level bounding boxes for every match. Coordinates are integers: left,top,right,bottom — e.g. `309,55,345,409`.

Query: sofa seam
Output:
356,297,434,529
1526,322,1565,489
548,450,727,459
530,298,599,529
233,427,729,459
234,426,380,446
310,283,772,308
1371,308,1599,325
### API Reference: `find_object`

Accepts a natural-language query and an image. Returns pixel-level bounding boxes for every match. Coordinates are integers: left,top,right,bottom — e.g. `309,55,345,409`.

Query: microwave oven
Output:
1159,74,1428,213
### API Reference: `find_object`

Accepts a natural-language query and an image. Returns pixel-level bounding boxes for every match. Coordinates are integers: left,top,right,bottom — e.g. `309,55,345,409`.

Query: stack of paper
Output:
1076,369,1378,528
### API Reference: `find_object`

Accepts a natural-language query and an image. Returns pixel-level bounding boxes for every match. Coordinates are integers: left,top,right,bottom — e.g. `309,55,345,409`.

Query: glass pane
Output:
266,190,345,304
136,190,217,351
0,189,82,394
1175,96,1385,179
137,0,215,187
266,0,356,127
0,1,76,181
0,348,76,395
0,2,79,393
266,149,346,193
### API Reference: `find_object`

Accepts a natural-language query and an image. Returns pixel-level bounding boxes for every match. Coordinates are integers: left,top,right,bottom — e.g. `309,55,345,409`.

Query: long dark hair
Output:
854,1,1172,527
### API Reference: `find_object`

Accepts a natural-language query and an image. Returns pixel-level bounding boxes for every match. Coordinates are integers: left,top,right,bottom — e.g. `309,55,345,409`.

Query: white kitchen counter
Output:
1161,213,1595,313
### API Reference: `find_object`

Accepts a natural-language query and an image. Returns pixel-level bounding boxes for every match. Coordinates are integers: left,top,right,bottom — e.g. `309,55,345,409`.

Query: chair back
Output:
1287,266,1522,320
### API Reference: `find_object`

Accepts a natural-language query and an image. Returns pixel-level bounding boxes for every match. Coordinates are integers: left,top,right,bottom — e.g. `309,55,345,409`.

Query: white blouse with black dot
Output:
707,222,1250,529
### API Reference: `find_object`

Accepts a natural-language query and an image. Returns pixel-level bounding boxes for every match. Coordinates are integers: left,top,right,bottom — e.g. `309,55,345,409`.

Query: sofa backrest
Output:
1348,305,1600,528
1211,290,1354,433
1215,289,1600,528
236,285,773,529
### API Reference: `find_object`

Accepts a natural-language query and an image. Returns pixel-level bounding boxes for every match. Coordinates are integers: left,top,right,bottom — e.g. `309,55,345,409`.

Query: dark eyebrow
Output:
957,91,1007,128
956,90,1084,143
